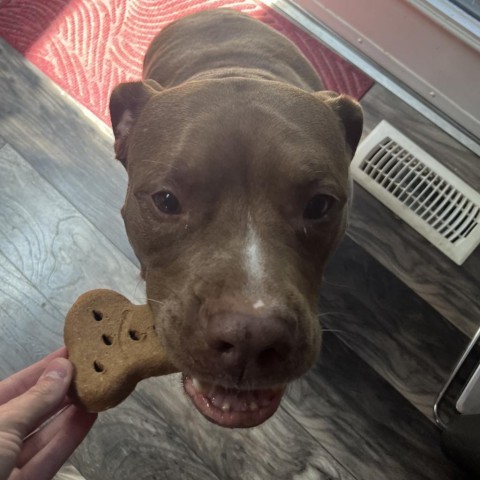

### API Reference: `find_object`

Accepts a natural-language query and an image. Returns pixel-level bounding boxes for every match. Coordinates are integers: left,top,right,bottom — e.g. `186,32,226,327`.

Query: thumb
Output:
1,358,73,439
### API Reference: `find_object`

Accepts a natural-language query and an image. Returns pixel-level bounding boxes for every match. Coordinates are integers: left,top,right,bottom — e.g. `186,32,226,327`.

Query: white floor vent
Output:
351,121,480,265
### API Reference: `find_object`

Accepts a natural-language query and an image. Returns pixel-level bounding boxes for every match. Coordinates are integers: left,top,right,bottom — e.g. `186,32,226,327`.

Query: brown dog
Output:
109,8,362,428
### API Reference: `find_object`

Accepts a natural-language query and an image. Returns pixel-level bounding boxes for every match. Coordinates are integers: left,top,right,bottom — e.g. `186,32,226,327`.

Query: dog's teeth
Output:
192,378,206,393
249,402,259,411
192,378,201,390
221,402,231,412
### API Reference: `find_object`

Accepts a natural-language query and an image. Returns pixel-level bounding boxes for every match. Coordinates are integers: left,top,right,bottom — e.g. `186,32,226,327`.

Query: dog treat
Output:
64,289,178,412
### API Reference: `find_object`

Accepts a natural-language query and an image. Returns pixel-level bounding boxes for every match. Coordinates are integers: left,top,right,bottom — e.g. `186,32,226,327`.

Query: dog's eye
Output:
152,191,181,215
303,194,335,220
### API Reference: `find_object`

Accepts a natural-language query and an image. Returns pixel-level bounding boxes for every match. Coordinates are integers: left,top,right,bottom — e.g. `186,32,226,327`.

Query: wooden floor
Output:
0,38,476,479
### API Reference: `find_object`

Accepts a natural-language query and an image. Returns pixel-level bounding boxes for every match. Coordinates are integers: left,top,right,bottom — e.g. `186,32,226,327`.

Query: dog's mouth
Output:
183,374,286,428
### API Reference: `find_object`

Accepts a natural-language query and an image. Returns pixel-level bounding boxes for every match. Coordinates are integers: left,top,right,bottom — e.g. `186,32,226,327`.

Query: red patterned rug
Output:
0,0,373,124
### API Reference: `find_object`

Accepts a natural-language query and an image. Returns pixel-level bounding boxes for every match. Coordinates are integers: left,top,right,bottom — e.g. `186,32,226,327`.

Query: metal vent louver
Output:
351,121,480,265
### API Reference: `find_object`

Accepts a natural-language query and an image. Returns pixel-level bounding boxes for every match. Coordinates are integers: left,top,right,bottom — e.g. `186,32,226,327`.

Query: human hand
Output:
0,348,97,480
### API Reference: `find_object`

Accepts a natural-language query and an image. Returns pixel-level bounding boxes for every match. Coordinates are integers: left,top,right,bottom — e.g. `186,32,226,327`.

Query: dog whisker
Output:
321,279,350,289
320,328,347,334
140,267,184,304
145,297,166,306
318,311,345,318
130,276,146,303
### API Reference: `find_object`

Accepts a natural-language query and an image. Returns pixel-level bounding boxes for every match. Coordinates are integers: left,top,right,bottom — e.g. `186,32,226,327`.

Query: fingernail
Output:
42,358,70,381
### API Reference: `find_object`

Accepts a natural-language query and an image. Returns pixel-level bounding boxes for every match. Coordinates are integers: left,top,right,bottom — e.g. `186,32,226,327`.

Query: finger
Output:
23,397,71,442
0,347,67,404
0,358,72,439
12,406,96,480
16,404,96,469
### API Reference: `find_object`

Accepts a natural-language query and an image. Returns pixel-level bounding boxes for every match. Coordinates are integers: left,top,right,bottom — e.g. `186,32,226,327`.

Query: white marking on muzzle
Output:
253,299,265,310
245,218,265,293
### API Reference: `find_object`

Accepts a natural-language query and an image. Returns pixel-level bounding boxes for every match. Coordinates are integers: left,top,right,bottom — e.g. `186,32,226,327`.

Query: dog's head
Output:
109,78,362,427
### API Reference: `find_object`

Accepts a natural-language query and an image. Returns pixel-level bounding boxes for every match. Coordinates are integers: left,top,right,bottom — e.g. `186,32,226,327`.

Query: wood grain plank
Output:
0,252,63,377
321,236,470,420
0,39,136,265
72,392,223,480
282,334,469,480
0,143,142,314
348,185,480,338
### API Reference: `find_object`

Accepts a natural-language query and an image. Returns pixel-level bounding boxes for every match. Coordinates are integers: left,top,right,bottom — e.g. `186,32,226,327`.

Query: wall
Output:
292,0,480,140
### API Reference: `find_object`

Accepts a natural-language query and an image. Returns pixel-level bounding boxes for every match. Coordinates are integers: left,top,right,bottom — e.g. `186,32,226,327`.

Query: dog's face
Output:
110,78,362,428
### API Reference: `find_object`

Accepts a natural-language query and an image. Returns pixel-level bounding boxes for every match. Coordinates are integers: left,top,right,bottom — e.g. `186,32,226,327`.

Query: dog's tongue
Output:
183,375,285,428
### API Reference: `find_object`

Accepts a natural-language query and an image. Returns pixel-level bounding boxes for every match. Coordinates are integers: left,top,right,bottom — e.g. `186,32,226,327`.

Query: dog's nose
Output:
206,313,293,375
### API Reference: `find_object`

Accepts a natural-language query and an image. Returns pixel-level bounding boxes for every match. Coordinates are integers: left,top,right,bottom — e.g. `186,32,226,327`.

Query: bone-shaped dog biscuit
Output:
64,289,178,412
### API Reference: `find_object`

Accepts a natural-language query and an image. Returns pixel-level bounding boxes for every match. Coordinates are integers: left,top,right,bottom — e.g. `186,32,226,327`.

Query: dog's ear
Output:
109,80,163,168
315,91,363,158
